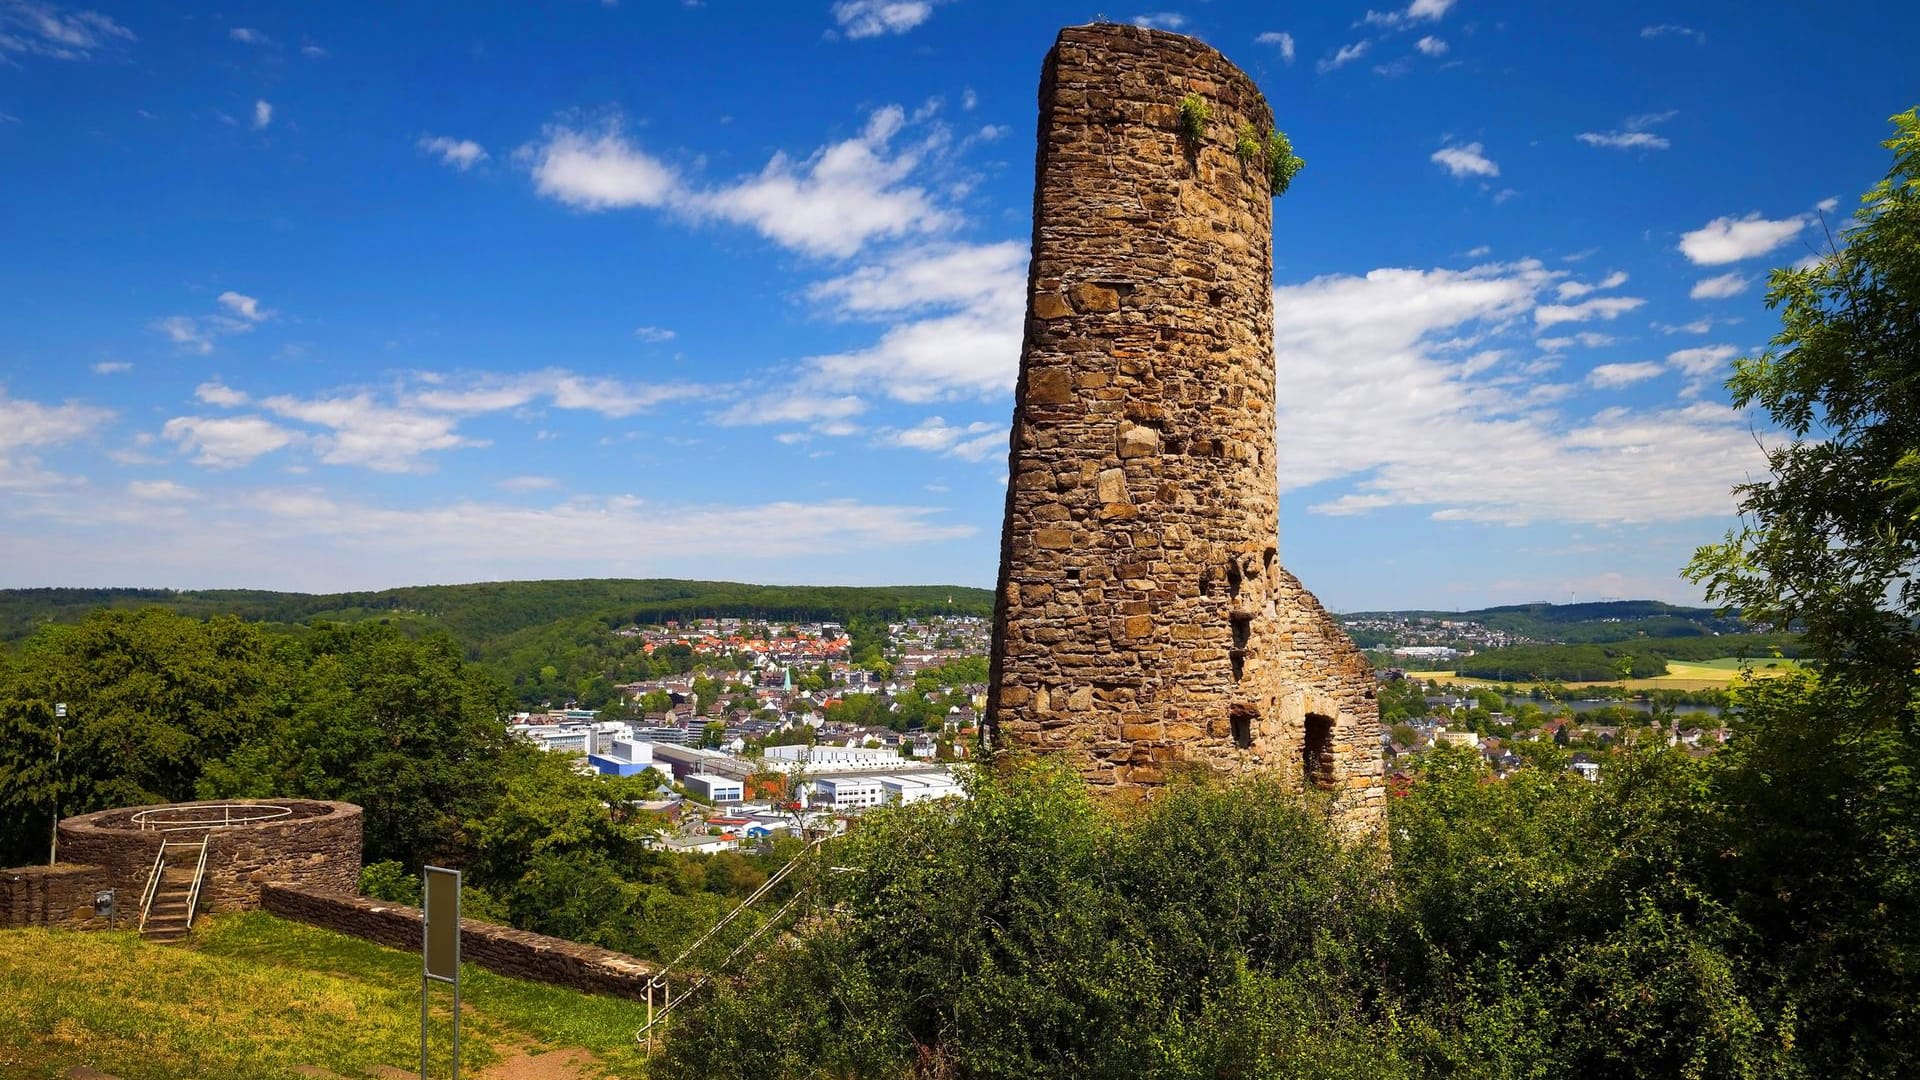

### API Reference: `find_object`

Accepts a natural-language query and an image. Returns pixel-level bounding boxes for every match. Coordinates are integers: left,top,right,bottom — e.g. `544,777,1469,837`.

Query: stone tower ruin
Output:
985,23,1385,830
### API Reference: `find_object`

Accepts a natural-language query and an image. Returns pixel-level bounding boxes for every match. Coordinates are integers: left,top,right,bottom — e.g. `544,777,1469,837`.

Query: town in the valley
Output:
512,610,1739,845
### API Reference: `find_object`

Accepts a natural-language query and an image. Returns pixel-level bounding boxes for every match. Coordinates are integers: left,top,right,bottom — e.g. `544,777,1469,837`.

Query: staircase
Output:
138,836,210,942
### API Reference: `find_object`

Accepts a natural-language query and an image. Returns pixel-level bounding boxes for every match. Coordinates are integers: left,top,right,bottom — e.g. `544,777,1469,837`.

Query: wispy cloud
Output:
1130,13,1187,31
831,0,933,39
520,105,956,258
418,134,488,171
251,99,272,130
1678,211,1808,265
1255,30,1295,63
0,1,134,61
1431,141,1498,178
1641,23,1706,43
1317,39,1370,72
1690,272,1750,300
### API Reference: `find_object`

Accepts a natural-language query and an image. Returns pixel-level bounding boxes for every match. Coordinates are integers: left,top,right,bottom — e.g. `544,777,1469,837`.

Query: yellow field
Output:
1403,658,1800,693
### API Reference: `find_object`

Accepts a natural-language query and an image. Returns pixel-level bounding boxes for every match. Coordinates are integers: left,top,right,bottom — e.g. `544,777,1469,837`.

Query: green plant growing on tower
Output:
1264,128,1305,196
1235,121,1262,164
1177,93,1210,143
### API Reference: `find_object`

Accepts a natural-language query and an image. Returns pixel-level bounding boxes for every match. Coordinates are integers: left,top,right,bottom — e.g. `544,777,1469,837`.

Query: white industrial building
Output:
685,772,744,803
876,773,964,804
811,777,885,808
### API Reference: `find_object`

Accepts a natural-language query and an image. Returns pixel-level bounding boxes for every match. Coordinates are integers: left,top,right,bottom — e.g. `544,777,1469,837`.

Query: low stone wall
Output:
261,883,656,1000
0,863,116,930
55,800,362,912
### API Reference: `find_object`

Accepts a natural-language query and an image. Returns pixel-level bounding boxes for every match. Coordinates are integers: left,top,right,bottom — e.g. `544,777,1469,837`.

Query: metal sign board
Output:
421,865,462,1078
423,866,460,982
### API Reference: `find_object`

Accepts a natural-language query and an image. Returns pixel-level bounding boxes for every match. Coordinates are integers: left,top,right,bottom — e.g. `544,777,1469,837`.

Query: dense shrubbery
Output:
659,697,1915,1079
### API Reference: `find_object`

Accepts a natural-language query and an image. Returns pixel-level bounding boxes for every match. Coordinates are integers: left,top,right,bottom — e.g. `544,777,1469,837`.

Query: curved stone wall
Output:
985,23,1384,829
55,799,362,911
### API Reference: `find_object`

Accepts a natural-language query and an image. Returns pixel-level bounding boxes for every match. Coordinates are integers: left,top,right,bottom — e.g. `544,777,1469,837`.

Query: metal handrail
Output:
136,842,167,932
131,803,293,832
636,831,832,1053
183,834,211,931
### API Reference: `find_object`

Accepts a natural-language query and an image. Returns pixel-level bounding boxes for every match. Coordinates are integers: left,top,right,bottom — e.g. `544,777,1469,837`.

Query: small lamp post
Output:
50,702,66,865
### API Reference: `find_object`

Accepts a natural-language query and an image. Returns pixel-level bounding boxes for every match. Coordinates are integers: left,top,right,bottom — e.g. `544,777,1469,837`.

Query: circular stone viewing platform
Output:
57,799,363,913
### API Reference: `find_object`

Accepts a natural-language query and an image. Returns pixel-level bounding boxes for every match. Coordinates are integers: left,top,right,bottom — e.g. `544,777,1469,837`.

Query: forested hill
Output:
0,579,996,648
1342,600,1751,642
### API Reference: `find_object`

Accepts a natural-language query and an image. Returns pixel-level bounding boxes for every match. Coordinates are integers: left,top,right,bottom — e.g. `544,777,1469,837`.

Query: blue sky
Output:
2,0,1913,610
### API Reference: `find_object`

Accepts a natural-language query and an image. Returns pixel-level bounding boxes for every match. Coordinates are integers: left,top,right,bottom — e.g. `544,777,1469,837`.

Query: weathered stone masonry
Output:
985,24,1385,829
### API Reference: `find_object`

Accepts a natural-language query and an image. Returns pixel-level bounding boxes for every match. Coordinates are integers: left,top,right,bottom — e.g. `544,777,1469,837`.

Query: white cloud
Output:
713,393,867,429
1270,262,1769,525
633,325,676,343
1431,141,1498,178
0,386,111,453
1536,332,1616,351
162,415,301,469
1415,35,1447,55
128,480,197,501
0,1,134,61
799,240,1025,402
195,381,249,407
217,291,272,322
257,392,482,472
227,27,268,45
1555,270,1628,299
1678,212,1807,265
1690,272,1751,300
1667,344,1738,377
1655,318,1715,335
90,361,131,375
1534,295,1645,328
1255,31,1295,63
418,134,488,171
1816,196,1839,213
878,416,1003,461
1577,109,1676,151
832,0,933,38
522,106,954,258
1318,40,1370,72
252,99,272,130
1361,0,1453,27
1131,13,1187,30
496,475,560,492
1,488,978,590
691,105,954,257
152,315,215,354
1641,24,1705,43
405,369,711,420
522,120,678,210
1577,130,1668,150
300,43,325,58
1587,361,1666,388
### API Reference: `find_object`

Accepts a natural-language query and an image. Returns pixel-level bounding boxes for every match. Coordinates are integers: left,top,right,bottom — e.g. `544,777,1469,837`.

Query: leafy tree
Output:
200,622,515,867
1688,108,1920,723
0,609,275,863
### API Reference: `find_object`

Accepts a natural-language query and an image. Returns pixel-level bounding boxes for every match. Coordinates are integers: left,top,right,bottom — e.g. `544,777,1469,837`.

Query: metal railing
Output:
635,832,832,1053
130,803,293,833
183,833,211,931
136,841,168,933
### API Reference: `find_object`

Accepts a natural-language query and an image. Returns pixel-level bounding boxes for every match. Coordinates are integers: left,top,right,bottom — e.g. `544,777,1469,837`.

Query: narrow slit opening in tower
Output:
1303,713,1336,790
1226,560,1242,597
1230,704,1256,749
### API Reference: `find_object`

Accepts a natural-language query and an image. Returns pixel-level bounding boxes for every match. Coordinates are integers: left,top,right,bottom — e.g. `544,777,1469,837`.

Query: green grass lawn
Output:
0,912,652,1080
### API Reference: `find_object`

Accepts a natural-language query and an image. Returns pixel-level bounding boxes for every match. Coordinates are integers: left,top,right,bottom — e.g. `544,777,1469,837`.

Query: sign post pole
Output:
421,866,462,1080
